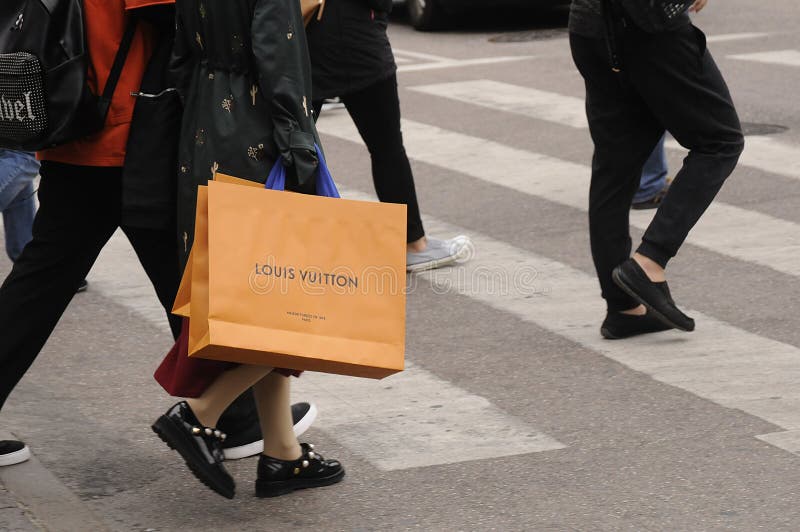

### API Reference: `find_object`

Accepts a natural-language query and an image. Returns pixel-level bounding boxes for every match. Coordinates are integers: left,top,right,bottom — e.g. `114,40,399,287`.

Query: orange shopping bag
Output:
185,177,407,379
172,173,259,319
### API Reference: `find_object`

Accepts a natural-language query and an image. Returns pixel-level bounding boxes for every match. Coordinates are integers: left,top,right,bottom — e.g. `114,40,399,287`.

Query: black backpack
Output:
617,0,693,33
0,0,136,151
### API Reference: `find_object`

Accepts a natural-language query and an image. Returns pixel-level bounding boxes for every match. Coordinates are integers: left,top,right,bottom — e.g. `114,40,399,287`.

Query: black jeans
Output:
0,162,259,426
0,163,182,410
570,26,744,312
314,73,425,243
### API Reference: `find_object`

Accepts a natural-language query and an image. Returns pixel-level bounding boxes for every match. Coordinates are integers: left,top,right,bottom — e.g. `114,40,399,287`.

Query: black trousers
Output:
0,162,182,410
570,26,744,312
314,73,425,243
0,162,258,427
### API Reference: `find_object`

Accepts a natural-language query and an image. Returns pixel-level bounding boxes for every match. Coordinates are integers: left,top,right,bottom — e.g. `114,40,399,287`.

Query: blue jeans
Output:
0,150,39,262
634,134,668,203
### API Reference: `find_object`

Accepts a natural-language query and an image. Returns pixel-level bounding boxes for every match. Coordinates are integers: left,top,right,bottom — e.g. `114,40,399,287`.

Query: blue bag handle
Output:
265,144,340,199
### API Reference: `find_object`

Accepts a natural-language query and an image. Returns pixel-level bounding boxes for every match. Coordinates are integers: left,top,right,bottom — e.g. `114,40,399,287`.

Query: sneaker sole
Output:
0,445,31,467
223,403,318,461
611,268,692,332
152,416,235,499
255,468,345,498
406,253,460,273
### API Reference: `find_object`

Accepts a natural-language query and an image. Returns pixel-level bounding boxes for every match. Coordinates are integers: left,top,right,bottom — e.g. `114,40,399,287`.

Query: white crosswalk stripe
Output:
411,79,588,128
410,79,800,182
729,49,800,67
88,229,565,471
13,51,797,475
334,190,800,457
317,112,800,278
394,48,537,73
297,360,565,471
666,136,800,182
706,33,770,43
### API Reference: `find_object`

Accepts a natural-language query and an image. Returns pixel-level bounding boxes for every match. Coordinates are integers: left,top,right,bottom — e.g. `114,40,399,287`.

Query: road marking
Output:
412,79,588,129
729,49,800,67
410,79,800,182
394,48,452,62
297,361,565,471
411,216,800,456
394,48,537,73
411,79,587,126
398,56,537,73
317,113,800,279
89,230,172,331
85,230,565,471
666,136,800,182
757,430,800,454
337,188,800,456
706,32,770,43
0,430,111,531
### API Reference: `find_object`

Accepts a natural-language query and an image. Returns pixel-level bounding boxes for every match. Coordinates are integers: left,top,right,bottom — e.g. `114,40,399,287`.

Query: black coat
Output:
122,5,180,230
171,0,320,266
305,0,397,100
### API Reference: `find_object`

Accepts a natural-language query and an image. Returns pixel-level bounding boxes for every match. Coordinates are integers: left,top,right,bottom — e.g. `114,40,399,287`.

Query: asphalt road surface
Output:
2,1,800,530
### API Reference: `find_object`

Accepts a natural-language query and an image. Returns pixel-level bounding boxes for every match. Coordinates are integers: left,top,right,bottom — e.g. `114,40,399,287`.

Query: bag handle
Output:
96,15,139,122
265,145,341,198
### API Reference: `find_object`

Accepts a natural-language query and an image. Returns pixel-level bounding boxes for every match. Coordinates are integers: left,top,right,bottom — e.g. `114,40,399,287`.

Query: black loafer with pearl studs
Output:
255,443,344,498
152,401,235,499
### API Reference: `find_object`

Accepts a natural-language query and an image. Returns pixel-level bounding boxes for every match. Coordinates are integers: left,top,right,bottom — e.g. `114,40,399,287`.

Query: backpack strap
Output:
96,15,139,122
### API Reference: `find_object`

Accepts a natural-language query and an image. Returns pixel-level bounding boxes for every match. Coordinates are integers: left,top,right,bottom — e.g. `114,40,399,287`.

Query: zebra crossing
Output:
310,38,800,462
317,111,800,279
729,49,800,67
12,32,798,475
394,48,536,73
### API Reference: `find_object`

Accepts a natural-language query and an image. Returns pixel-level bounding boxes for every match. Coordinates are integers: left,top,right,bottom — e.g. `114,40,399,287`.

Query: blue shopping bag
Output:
265,145,340,198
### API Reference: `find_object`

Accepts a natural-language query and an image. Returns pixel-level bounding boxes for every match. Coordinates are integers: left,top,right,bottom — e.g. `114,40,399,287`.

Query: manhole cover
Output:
741,122,788,136
489,28,568,43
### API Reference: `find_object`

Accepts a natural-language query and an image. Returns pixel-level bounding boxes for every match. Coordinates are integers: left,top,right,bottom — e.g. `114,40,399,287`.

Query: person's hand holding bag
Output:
251,0,320,193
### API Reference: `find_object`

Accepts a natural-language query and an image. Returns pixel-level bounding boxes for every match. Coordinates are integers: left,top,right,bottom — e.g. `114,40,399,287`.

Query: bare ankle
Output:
263,441,302,461
620,305,646,316
185,399,218,428
407,236,427,253
632,253,666,282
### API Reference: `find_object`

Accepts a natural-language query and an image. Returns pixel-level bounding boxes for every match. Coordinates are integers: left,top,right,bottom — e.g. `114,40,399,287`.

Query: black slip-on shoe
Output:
152,401,235,499
612,258,695,332
255,443,344,498
222,402,318,461
0,440,31,467
601,311,674,339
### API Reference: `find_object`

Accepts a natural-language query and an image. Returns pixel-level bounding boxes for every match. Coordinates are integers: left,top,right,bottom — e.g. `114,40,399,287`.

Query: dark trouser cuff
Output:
636,241,672,269
606,294,639,313
407,222,425,244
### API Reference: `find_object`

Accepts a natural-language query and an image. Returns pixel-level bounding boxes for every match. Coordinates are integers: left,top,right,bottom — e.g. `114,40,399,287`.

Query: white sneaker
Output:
406,235,472,272
222,402,318,461
0,440,31,467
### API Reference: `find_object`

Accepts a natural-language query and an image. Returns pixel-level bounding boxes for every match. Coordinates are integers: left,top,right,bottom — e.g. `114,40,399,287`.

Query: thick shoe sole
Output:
407,254,459,273
600,326,622,340
0,446,31,467
611,268,693,332
152,416,235,499
223,403,319,461
255,468,345,498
